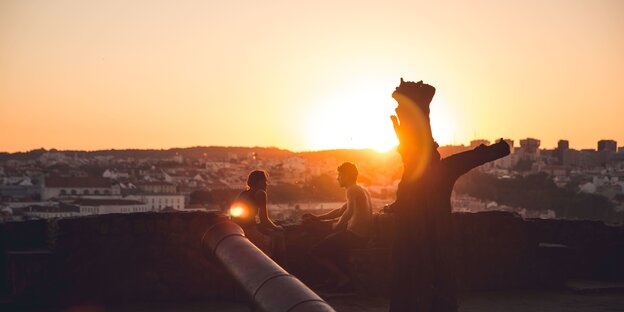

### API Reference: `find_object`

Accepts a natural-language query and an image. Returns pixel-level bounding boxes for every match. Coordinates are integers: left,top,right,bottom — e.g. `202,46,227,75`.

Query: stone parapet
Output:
1,211,623,308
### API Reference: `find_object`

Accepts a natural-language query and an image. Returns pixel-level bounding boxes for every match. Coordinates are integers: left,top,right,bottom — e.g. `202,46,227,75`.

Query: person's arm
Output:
314,203,347,220
443,139,510,179
334,204,352,231
334,189,361,230
255,190,280,230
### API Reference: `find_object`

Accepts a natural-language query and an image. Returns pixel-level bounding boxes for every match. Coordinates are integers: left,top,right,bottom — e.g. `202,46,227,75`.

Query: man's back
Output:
344,184,373,238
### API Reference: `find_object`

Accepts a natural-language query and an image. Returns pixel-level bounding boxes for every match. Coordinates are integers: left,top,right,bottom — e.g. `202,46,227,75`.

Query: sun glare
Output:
304,78,456,152
305,79,398,152
430,100,454,146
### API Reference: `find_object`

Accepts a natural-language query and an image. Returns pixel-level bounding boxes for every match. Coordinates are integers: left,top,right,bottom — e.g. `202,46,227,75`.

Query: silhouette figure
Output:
388,79,510,311
302,162,373,291
233,170,286,265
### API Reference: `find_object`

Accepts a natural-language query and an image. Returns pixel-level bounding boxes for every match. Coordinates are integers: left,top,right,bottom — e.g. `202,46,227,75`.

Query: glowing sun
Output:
304,79,454,152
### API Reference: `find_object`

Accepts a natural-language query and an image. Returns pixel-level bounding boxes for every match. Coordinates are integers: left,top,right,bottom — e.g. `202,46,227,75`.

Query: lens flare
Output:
229,206,245,218
392,94,434,182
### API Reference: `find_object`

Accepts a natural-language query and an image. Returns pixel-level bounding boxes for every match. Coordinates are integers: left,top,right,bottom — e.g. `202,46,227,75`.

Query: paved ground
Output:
325,290,624,312
100,290,624,312
457,290,624,312
7,289,622,311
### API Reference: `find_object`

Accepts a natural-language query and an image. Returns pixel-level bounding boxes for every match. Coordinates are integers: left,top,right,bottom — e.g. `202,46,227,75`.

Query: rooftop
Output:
44,177,113,188
72,198,145,206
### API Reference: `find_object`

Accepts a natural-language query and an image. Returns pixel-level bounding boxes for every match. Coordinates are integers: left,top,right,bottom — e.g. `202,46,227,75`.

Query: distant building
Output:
126,194,185,211
172,154,184,164
136,181,177,194
72,198,148,215
539,165,568,177
0,184,40,200
553,140,570,165
574,149,602,168
516,138,541,162
619,147,624,154
470,140,490,148
38,151,69,165
491,139,515,169
42,176,119,200
503,139,514,152
270,157,307,184
23,204,81,219
520,138,541,154
598,140,617,153
102,169,130,180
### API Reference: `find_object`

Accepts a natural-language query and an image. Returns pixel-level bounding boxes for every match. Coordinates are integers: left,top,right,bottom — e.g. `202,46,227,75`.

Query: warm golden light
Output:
229,206,245,218
430,99,455,147
392,94,433,181
1,2,622,152
304,78,399,152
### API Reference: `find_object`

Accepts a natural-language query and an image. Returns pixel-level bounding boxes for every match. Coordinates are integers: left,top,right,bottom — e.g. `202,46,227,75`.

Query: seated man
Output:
302,162,373,290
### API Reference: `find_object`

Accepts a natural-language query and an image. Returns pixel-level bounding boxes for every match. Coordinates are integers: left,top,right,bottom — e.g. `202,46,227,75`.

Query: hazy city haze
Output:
1,0,623,152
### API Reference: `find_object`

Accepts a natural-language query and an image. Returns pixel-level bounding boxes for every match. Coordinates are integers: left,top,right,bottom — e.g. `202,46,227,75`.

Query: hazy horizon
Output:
0,138,616,155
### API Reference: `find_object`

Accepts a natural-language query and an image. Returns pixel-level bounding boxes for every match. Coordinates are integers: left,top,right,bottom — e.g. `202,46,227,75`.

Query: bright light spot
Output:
303,76,456,151
229,206,245,218
391,94,433,181
430,98,455,146
304,77,398,152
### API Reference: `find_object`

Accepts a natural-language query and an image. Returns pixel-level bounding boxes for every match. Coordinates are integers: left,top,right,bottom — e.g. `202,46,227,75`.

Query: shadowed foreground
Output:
1,211,623,311
102,290,624,312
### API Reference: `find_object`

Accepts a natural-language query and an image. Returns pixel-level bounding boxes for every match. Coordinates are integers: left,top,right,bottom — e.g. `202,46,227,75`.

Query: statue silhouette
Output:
388,79,510,311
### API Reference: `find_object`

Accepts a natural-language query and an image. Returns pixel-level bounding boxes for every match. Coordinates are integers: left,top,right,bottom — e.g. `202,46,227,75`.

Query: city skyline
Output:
0,136,621,154
1,0,623,153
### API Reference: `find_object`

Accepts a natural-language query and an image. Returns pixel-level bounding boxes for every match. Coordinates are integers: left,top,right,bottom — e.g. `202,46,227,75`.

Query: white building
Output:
5,201,53,209
3,175,32,186
102,169,130,180
23,204,81,219
38,151,70,165
72,198,149,215
126,194,185,211
136,181,177,194
172,154,184,164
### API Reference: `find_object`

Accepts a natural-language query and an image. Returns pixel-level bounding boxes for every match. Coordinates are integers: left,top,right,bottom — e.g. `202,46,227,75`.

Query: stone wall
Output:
1,212,243,308
347,211,624,293
1,211,623,307
526,218,624,281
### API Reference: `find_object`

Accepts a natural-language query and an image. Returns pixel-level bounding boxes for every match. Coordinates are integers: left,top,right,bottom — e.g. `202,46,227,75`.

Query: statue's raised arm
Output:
390,78,437,175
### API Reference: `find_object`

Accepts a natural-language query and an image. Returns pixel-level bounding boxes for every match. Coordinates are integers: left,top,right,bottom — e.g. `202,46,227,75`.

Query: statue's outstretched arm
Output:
443,139,510,179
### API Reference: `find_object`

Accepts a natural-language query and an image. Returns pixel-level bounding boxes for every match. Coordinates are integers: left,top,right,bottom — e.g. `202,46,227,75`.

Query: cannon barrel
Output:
202,221,335,312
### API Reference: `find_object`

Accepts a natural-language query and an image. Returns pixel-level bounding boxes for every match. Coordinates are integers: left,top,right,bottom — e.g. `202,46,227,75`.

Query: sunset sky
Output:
1,0,623,153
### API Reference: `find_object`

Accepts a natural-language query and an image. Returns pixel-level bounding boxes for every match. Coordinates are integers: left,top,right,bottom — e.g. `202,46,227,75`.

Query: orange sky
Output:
1,0,623,153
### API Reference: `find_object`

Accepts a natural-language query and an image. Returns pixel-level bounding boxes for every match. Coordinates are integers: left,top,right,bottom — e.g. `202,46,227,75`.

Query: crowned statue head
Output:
392,78,436,117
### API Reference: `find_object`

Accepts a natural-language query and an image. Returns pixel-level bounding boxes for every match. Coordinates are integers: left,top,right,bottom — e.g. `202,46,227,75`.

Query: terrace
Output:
1,211,623,311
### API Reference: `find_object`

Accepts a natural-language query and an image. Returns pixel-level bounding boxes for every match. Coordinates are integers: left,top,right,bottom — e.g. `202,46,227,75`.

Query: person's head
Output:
246,170,268,190
337,162,358,188
392,78,436,118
